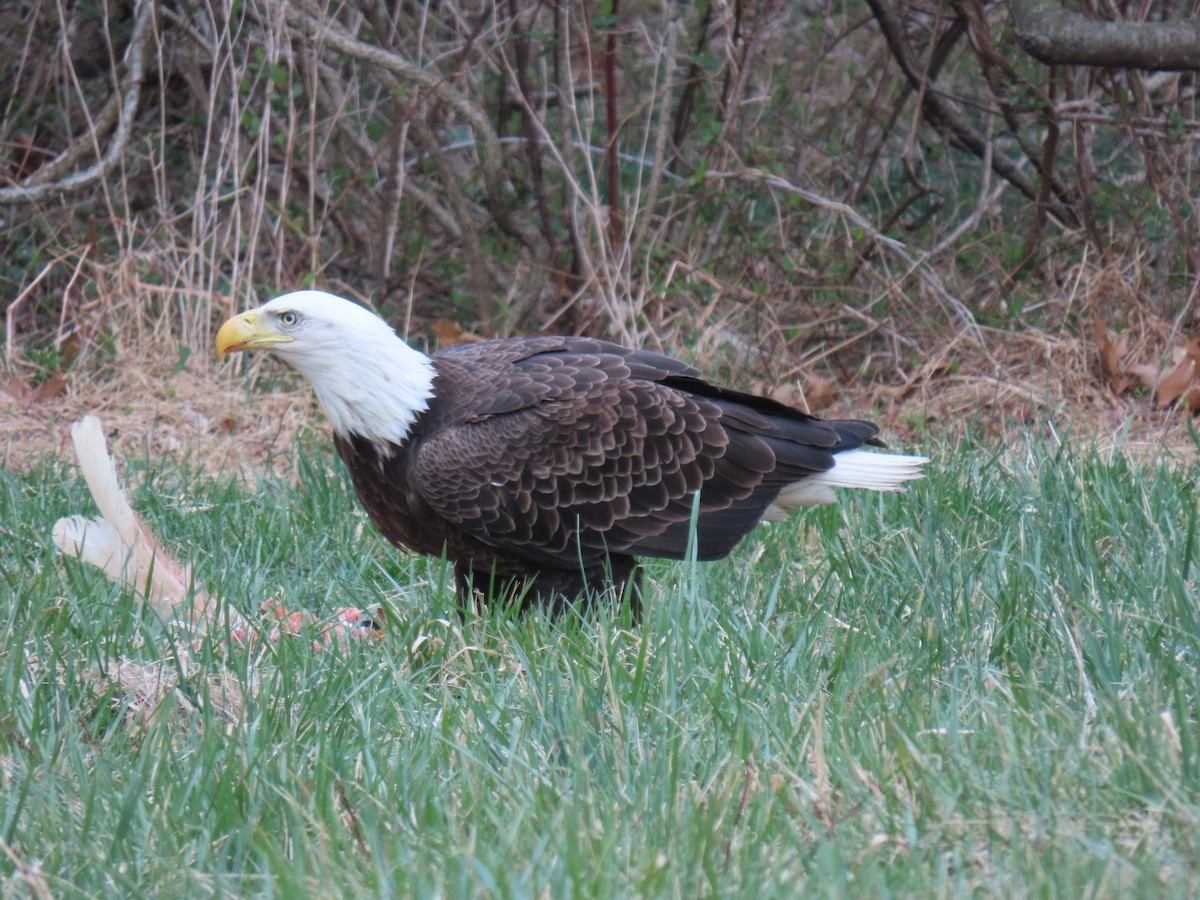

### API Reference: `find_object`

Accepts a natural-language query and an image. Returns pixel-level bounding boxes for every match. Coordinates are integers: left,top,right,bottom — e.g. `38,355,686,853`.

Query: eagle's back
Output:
335,336,881,571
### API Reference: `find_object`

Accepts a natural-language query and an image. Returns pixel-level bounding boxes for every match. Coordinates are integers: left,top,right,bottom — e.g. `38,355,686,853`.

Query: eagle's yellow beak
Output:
216,310,293,363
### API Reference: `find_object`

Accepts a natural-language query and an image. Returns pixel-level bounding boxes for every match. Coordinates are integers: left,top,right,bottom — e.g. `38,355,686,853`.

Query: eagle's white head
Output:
216,290,436,447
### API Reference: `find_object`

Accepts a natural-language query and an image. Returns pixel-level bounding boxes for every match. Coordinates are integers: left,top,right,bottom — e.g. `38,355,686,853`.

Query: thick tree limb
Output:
1008,0,1200,71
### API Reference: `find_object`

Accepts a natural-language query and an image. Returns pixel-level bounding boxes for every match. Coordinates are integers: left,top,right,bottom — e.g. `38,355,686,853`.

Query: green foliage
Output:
3,438,1200,894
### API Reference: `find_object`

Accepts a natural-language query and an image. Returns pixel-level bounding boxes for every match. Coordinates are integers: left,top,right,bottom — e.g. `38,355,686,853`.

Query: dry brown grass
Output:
1,275,319,478
1,362,317,479
2,254,1194,482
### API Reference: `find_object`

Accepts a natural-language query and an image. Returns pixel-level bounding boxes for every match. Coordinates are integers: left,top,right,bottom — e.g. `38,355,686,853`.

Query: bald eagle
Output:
217,291,926,614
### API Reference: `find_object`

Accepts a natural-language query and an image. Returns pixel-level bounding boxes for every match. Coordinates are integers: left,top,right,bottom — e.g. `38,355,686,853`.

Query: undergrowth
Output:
4,1,1199,435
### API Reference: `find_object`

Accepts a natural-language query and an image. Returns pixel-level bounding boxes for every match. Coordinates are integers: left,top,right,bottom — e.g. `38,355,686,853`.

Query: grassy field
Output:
2,431,1199,897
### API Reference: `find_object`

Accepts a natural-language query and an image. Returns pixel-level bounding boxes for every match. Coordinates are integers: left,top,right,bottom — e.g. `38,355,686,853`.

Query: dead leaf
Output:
0,377,32,404
1153,346,1199,412
432,321,486,346
801,374,839,412
33,372,68,403
1186,339,1200,413
769,383,803,409
1129,342,1200,414
1127,361,1162,396
1093,319,1132,393
1188,338,1200,367
0,372,70,406
767,374,839,414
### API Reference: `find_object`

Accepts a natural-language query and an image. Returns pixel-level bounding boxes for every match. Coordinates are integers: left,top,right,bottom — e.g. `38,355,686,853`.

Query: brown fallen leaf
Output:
1156,351,1195,409
1166,338,1200,413
33,372,69,403
0,377,32,404
1126,361,1159,394
432,320,486,346
763,374,830,415
1187,339,1200,412
801,374,839,412
767,383,798,408
1093,319,1133,394
1128,341,1200,414
764,374,840,414
0,372,68,405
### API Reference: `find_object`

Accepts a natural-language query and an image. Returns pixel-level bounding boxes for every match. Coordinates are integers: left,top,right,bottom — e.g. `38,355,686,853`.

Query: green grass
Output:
2,435,1199,897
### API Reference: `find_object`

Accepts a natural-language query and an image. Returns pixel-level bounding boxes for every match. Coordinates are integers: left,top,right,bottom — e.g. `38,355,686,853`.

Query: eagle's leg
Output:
530,556,643,620
596,555,643,623
452,558,643,621
452,562,539,616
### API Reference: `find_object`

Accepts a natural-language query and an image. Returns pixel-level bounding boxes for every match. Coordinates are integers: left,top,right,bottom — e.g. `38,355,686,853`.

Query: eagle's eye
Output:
279,311,300,327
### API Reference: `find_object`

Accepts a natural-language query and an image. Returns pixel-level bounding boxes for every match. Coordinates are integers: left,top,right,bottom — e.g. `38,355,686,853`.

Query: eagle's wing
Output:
409,339,852,567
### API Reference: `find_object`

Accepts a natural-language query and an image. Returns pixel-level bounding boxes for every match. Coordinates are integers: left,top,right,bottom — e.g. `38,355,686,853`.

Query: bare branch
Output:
703,167,982,342
0,0,154,205
271,1,542,252
409,115,497,318
1008,0,1200,71
865,0,1080,228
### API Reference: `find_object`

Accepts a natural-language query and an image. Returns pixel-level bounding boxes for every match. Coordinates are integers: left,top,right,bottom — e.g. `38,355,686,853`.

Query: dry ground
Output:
2,299,1195,483
2,347,318,480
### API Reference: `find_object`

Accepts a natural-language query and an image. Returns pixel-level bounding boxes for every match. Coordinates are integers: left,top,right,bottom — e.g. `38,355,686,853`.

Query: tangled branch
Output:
0,0,154,205
271,1,546,259
704,168,982,343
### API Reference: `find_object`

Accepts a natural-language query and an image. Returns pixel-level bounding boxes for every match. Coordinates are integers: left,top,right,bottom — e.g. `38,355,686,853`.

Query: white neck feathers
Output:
306,338,435,447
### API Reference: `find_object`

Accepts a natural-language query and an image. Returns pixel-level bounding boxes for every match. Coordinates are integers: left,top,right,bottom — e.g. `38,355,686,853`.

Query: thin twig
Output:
338,783,371,858
271,0,542,254
703,167,982,342
6,250,88,366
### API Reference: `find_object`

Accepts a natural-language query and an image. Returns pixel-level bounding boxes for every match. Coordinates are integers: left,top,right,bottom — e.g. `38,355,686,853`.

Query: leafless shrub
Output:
2,0,1198,440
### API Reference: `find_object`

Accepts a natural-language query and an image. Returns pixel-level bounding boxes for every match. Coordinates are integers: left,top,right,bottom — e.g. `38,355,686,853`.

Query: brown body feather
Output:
333,336,882,614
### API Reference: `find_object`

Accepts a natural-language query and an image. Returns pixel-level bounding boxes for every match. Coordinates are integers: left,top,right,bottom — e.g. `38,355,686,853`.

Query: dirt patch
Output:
2,342,320,481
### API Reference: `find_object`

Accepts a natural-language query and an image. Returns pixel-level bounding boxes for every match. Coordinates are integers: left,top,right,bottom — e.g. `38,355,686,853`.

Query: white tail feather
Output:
52,416,245,632
763,448,929,521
